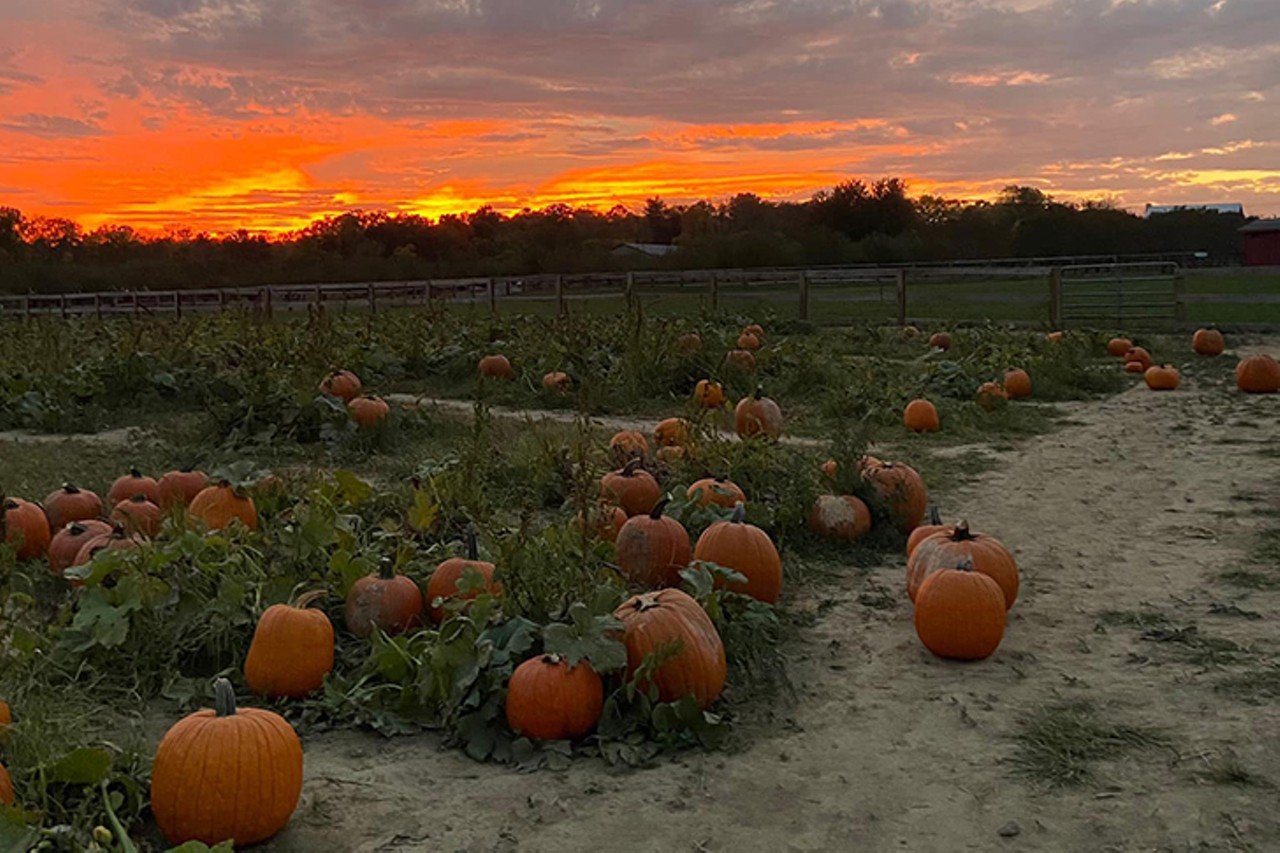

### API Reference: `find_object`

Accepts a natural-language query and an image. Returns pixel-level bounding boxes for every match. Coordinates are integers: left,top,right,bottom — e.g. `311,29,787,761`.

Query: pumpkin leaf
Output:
47,747,113,785
542,602,626,672
407,488,439,533
333,470,372,506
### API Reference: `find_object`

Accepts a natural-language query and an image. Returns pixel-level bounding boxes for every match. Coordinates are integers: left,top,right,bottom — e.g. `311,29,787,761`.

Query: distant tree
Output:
642,197,681,244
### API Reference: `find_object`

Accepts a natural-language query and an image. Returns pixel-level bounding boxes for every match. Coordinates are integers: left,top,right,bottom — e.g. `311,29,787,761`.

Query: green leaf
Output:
47,747,113,785
333,470,372,506
407,488,439,533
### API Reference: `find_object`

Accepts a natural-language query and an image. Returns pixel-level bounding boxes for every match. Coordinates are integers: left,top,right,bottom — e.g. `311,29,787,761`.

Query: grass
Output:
1215,667,1280,705
1097,610,1254,666
1009,700,1171,788
1195,756,1272,788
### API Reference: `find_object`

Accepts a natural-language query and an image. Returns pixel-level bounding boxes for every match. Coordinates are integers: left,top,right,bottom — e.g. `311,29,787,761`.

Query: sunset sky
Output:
1,0,1277,233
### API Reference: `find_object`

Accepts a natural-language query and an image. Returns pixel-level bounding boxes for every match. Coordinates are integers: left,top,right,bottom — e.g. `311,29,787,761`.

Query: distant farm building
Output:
611,242,679,259
1144,202,1244,218
1240,219,1280,266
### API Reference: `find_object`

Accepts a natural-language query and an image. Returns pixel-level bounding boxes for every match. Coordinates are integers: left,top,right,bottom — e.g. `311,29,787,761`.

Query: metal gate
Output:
1056,262,1182,329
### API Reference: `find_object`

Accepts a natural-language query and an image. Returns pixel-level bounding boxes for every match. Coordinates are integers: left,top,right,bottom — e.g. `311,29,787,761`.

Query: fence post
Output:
797,270,810,321
625,271,635,310
264,287,273,320
94,294,102,320
315,284,322,310
367,283,376,314
1172,268,1186,326
895,269,907,326
59,294,67,320
708,272,718,312
174,292,181,319
23,293,30,319
133,291,140,319
1048,267,1062,329
555,274,566,316
219,290,227,313
489,277,498,314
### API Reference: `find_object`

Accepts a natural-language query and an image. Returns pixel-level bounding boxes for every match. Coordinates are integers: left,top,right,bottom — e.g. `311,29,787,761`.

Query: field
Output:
0,306,1277,851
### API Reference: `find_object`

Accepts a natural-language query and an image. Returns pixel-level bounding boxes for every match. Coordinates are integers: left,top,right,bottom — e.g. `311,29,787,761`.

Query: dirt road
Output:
276,359,1279,852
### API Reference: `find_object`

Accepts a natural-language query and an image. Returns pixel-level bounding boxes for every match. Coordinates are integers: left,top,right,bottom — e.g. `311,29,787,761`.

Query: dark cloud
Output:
0,114,106,139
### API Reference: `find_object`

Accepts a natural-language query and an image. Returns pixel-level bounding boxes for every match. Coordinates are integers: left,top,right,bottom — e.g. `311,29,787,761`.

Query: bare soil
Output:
275,359,1279,852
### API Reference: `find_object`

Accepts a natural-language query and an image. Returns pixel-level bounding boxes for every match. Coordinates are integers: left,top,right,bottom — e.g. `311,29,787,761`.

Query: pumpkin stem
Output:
952,520,973,541
2,498,17,511
68,522,86,535
294,589,326,610
541,653,563,665
753,384,764,400
378,558,397,580
621,458,643,477
109,522,128,537
928,505,942,526
730,502,746,524
632,591,664,612
129,466,142,478
465,525,478,561
213,677,237,717
130,494,149,504
649,497,671,520
63,482,80,494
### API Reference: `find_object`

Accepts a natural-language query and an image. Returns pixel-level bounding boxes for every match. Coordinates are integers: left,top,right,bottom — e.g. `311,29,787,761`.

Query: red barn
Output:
1241,219,1280,266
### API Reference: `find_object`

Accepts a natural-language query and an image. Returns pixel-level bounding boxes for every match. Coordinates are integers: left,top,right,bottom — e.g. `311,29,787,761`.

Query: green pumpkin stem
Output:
213,677,237,717
378,558,397,580
649,497,671,520
730,502,746,524
466,525,478,561
928,506,942,526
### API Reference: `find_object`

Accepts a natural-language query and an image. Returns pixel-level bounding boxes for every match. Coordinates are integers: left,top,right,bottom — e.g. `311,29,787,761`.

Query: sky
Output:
0,0,1277,233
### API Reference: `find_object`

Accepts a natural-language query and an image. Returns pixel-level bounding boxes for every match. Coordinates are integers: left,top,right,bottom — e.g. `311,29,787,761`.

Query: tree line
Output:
0,181,1250,293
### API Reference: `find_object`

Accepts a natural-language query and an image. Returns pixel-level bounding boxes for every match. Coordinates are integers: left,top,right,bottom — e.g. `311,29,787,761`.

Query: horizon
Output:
2,1,1278,233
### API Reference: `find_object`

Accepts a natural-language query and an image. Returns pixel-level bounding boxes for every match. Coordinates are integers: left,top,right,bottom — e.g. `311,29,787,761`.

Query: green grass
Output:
1010,700,1171,788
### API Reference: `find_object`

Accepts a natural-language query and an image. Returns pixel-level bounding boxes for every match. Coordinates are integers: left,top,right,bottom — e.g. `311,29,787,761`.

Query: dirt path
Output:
274,367,1278,852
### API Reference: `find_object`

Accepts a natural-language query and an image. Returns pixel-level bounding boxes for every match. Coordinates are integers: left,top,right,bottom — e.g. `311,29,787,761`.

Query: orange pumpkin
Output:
807,495,871,542
692,503,782,604
600,460,661,517
3,498,50,561
693,379,725,409
1236,354,1280,393
736,332,761,351
71,524,143,577
1192,328,1224,357
928,332,951,351
151,678,302,846
0,761,12,806
344,560,424,638
975,382,1008,411
478,354,515,380
913,564,1006,661
820,459,838,481
575,502,627,544
505,655,603,741
348,395,390,429
906,507,952,558
1144,364,1180,391
743,323,765,339
0,700,9,731
904,398,940,432
734,386,784,439
900,325,922,340
862,460,928,533
1123,346,1153,371
722,349,757,374
686,477,746,509
615,498,691,588
158,469,209,510
653,417,691,448
107,468,160,506
542,371,572,394
426,529,502,624
1003,369,1031,399
1124,360,1146,374
1045,331,1064,343
244,591,334,698
906,521,1019,609
1106,337,1132,358
42,483,103,531
676,333,703,356
656,446,686,464
613,589,726,708
49,519,112,576
189,483,259,531
319,369,361,402
111,495,163,538
609,430,649,461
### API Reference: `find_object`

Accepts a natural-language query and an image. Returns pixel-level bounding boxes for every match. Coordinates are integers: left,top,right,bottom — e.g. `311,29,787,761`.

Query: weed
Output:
1009,700,1171,788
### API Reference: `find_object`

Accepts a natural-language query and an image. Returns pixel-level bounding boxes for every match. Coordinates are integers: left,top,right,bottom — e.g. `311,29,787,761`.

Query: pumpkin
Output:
734,386,784,439
1236,354,1280,393
906,506,952,558
427,528,501,624
1106,337,1132,358
107,468,158,506
111,495,163,538
693,379,725,409
189,483,258,531
151,678,302,846
72,524,143,573
158,469,209,510
676,332,703,356
575,502,627,544
609,430,649,461
506,655,603,741
1144,364,1180,391
49,519,112,576
723,349,756,373
344,560,424,638
820,459,838,480
904,398,940,432
542,371,573,394
656,446,686,464
613,588,726,708
1003,368,1032,399
975,382,1008,411
0,762,11,806
1124,360,1145,374
900,325,921,340
653,417,691,448
1192,328,1225,356
244,591,334,698
807,495,871,542
2,498,50,561
1045,331,1064,343
600,460,661,517
1123,346,1153,371
913,563,1006,661
348,395,390,429
692,503,782,603
861,460,928,532
478,354,515,380
928,332,951,351
907,521,1018,609
743,323,765,339
615,498,691,588
736,332,761,351
319,369,361,402
686,477,746,509
0,700,9,731
42,483,103,531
